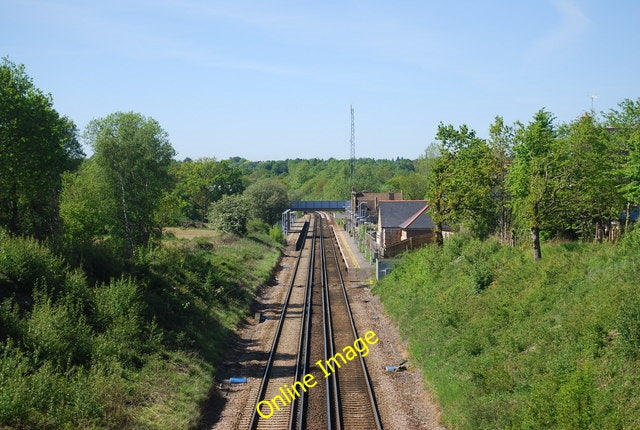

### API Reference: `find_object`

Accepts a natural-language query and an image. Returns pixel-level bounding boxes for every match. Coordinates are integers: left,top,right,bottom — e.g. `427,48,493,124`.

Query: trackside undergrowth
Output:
0,228,282,429
374,231,640,429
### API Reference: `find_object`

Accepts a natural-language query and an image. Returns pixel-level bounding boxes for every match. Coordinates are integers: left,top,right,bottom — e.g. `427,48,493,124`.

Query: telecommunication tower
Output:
350,105,355,183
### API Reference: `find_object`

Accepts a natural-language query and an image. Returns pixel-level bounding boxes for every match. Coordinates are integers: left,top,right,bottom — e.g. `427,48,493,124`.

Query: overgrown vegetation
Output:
374,232,640,429
0,228,282,428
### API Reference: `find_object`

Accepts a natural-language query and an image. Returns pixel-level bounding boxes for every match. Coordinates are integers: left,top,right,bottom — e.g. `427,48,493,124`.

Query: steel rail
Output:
319,216,341,429
327,220,383,430
248,219,311,430
292,216,317,429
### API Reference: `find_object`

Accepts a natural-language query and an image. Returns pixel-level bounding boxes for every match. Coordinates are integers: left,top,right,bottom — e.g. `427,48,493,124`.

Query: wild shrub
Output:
522,375,558,429
0,344,105,428
458,237,499,292
555,364,598,430
0,299,23,341
0,343,31,424
0,236,66,299
63,239,126,284
193,236,214,250
616,290,640,358
0,220,283,428
93,278,155,367
25,293,93,369
269,225,285,245
247,218,270,234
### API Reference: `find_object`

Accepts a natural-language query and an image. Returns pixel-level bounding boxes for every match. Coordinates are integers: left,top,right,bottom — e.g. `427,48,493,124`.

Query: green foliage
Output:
0,344,106,428
605,98,640,203
507,109,567,259
0,224,281,428
170,158,244,222
384,172,429,199
85,111,175,255
244,178,289,225
229,157,414,201
247,218,270,235
0,58,83,238
209,193,249,236
616,287,640,358
93,278,152,367
427,123,501,241
0,235,66,298
555,114,625,239
25,293,93,368
374,234,640,429
60,159,114,244
269,225,285,245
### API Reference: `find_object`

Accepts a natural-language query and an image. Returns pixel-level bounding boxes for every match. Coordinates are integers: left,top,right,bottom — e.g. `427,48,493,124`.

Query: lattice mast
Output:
350,105,355,184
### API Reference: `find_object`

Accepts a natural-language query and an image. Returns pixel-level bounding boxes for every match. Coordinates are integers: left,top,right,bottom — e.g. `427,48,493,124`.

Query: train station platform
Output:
329,216,375,283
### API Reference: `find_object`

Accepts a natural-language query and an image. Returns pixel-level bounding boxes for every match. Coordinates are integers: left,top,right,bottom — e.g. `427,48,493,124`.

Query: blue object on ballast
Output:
230,377,247,384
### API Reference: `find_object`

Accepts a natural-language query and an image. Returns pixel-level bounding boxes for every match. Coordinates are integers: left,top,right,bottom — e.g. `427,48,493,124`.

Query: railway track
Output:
247,218,315,430
249,213,382,430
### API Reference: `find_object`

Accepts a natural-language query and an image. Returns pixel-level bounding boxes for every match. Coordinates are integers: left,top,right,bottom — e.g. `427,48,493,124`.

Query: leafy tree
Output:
171,158,244,222
557,114,625,241
208,194,248,236
0,58,83,238
59,160,114,243
605,98,640,219
507,109,568,260
427,123,499,244
385,172,429,199
84,112,175,255
244,179,289,225
488,116,516,244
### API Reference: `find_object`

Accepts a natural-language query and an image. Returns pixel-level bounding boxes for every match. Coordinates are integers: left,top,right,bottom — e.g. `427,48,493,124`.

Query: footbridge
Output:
283,201,350,234
290,200,350,211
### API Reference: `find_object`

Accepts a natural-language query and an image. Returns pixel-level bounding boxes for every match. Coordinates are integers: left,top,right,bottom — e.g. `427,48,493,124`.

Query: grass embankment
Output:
374,232,640,429
0,227,282,429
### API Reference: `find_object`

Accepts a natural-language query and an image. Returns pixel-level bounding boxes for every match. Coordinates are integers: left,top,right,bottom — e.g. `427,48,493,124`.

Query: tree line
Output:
426,105,640,260
2,55,639,260
1,58,292,256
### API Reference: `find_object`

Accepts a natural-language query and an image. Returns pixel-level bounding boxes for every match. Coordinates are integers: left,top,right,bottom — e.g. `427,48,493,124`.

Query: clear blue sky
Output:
2,0,639,161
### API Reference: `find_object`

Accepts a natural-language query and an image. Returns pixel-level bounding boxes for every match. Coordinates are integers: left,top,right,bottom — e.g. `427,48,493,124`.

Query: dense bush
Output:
375,231,640,429
0,236,66,299
269,225,285,245
0,228,282,428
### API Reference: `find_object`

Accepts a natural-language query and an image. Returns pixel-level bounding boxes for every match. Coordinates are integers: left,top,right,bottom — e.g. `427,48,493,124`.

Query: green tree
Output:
0,58,83,238
557,114,625,241
385,172,429,199
427,123,499,244
244,179,289,225
507,109,568,260
85,112,175,255
59,160,114,243
171,158,244,222
208,194,249,236
605,98,640,225
488,116,516,244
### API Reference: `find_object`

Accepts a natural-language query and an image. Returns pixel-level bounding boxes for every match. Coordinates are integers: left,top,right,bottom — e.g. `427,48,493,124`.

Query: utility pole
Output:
350,105,355,184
